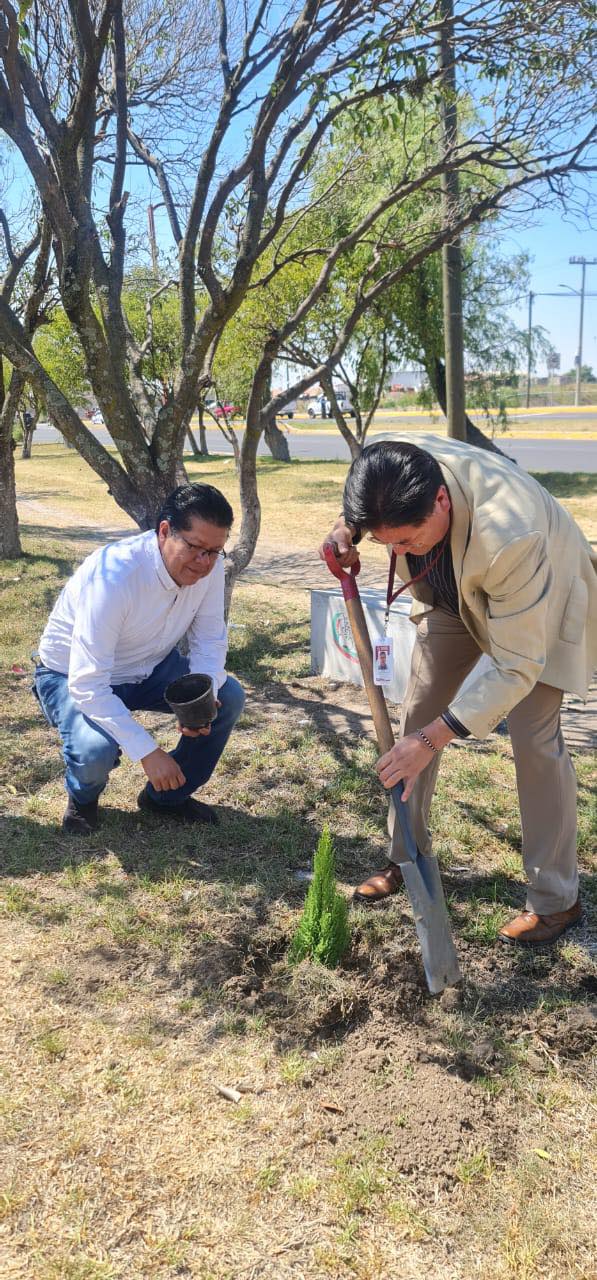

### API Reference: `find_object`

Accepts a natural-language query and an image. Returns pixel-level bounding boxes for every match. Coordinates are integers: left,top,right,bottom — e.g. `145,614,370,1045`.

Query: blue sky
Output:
501,209,597,377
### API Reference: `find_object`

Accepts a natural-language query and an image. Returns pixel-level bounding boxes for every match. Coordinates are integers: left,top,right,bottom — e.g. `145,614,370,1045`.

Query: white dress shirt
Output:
38,531,228,762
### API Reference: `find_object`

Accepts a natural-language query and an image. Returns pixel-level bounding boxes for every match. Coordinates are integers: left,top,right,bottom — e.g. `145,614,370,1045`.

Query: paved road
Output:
285,433,597,472
34,423,597,471
496,438,597,472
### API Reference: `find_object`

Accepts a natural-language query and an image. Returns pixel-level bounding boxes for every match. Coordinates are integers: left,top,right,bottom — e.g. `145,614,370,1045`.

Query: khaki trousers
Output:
390,608,578,915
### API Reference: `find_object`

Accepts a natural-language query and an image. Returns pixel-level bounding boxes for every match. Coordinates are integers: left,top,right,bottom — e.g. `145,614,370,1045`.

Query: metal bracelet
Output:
416,729,438,754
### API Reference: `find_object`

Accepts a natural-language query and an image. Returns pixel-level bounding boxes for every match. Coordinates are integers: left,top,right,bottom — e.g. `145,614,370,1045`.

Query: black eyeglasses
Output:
175,532,227,561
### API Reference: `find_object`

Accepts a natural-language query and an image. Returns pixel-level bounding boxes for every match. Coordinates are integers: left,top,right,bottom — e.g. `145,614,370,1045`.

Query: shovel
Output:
324,544,461,995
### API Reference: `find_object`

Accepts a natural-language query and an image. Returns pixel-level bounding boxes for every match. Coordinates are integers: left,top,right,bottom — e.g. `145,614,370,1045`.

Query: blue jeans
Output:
34,650,245,807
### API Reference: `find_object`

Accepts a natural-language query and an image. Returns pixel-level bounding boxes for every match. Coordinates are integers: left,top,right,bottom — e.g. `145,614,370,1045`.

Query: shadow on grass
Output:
20,521,129,547
451,799,522,851
531,470,597,499
1,806,595,1031
0,803,366,893
249,682,378,768
17,486,76,501
3,710,49,735
1,543,78,583
228,618,311,686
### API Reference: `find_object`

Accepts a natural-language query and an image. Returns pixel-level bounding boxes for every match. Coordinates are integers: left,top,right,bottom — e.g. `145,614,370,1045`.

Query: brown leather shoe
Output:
499,899,582,946
353,863,403,905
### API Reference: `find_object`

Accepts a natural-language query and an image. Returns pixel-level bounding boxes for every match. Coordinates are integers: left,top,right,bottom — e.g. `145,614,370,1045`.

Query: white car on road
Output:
308,395,355,418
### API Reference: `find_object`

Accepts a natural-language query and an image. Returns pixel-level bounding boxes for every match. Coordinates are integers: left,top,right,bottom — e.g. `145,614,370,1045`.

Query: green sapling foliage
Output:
291,826,351,968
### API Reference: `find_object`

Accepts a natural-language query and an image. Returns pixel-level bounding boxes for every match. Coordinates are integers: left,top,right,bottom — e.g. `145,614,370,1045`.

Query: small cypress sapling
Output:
291,826,351,968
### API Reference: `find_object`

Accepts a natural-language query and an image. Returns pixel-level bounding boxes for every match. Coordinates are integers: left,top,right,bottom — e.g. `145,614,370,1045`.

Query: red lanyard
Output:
384,525,451,630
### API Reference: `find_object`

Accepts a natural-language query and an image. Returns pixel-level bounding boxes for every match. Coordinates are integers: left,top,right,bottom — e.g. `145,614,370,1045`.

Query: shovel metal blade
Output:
390,785,461,995
399,857,462,994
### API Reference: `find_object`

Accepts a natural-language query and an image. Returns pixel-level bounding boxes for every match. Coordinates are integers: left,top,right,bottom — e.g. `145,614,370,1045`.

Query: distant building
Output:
386,368,427,391
299,381,351,401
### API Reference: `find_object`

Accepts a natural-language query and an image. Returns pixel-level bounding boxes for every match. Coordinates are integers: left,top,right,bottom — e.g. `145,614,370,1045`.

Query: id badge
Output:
373,637,393,685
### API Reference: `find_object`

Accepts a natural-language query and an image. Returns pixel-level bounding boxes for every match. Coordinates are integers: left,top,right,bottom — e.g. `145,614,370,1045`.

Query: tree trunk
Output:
439,0,467,441
0,442,21,557
354,409,366,449
264,416,291,462
198,404,209,455
224,354,277,609
322,375,361,460
429,357,511,458
186,426,201,456
21,409,39,458
225,412,262,613
0,376,24,557
0,312,183,529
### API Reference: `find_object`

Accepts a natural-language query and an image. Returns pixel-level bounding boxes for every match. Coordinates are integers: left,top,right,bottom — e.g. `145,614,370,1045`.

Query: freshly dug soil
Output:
23,862,596,1208
212,913,597,1190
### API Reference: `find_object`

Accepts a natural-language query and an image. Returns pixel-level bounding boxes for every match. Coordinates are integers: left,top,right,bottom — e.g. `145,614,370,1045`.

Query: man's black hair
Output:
343,441,443,530
156,484,234,534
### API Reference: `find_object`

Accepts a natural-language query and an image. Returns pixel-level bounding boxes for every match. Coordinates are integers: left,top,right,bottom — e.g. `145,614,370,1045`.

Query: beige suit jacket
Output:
387,435,597,738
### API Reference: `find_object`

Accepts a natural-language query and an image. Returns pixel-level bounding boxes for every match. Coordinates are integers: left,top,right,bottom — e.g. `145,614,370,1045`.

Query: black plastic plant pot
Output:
164,673,217,729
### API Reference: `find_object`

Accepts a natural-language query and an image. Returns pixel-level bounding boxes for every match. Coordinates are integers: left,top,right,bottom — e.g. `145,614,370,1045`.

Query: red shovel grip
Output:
323,542,360,601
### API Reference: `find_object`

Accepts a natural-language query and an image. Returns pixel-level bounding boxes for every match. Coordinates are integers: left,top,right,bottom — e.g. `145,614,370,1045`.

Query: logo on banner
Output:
331,609,359,664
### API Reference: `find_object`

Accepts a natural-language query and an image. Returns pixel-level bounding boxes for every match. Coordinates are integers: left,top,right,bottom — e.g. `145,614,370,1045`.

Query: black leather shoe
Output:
137,789,219,826
62,795,99,836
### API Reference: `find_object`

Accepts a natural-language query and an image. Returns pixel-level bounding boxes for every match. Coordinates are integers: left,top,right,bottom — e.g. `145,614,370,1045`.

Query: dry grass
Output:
16,447,597,553
1,456,596,1279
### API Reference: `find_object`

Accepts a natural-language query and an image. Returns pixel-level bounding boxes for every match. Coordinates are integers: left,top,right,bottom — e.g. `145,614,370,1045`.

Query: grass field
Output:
15,445,597,548
1,453,596,1280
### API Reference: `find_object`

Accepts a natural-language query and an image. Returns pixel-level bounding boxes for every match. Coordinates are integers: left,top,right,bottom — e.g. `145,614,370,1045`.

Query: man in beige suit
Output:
322,437,597,945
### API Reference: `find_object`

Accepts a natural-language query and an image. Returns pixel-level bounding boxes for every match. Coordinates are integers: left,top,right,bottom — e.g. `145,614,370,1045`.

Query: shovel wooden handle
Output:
324,548,462,992
323,545,395,756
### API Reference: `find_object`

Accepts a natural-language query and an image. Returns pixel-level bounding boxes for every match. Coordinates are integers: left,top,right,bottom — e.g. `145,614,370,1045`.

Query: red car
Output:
207,401,240,419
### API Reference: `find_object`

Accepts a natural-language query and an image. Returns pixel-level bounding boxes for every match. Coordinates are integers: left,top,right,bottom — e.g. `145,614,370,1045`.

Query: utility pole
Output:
525,291,534,409
569,257,597,406
438,0,467,440
147,204,160,279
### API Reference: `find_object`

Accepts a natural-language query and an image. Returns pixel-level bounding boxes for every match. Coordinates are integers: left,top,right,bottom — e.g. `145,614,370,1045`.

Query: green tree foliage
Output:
123,276,183,400
563,364,595,383
35,284,187,413
290,827,351,969
1,0,593,552
34,308,90,406
212,257,313,412
286,101,537,437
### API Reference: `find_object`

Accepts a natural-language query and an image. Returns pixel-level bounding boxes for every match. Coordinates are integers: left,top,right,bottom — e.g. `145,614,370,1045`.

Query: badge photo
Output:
373,637,393,685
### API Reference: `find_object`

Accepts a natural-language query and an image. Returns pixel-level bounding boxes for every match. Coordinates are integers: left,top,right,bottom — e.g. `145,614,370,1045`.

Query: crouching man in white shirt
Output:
34,484,245,835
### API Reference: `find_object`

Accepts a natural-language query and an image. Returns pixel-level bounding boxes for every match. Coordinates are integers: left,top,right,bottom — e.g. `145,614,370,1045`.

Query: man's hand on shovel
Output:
377,719,455,800
318,517,360,569
377,736,433,800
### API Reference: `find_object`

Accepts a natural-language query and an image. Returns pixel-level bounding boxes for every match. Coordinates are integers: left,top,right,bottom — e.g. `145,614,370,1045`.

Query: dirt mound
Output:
318,1031,493,1188
215,926,514,1189
37,905,593,1197
537,1002,597,1059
